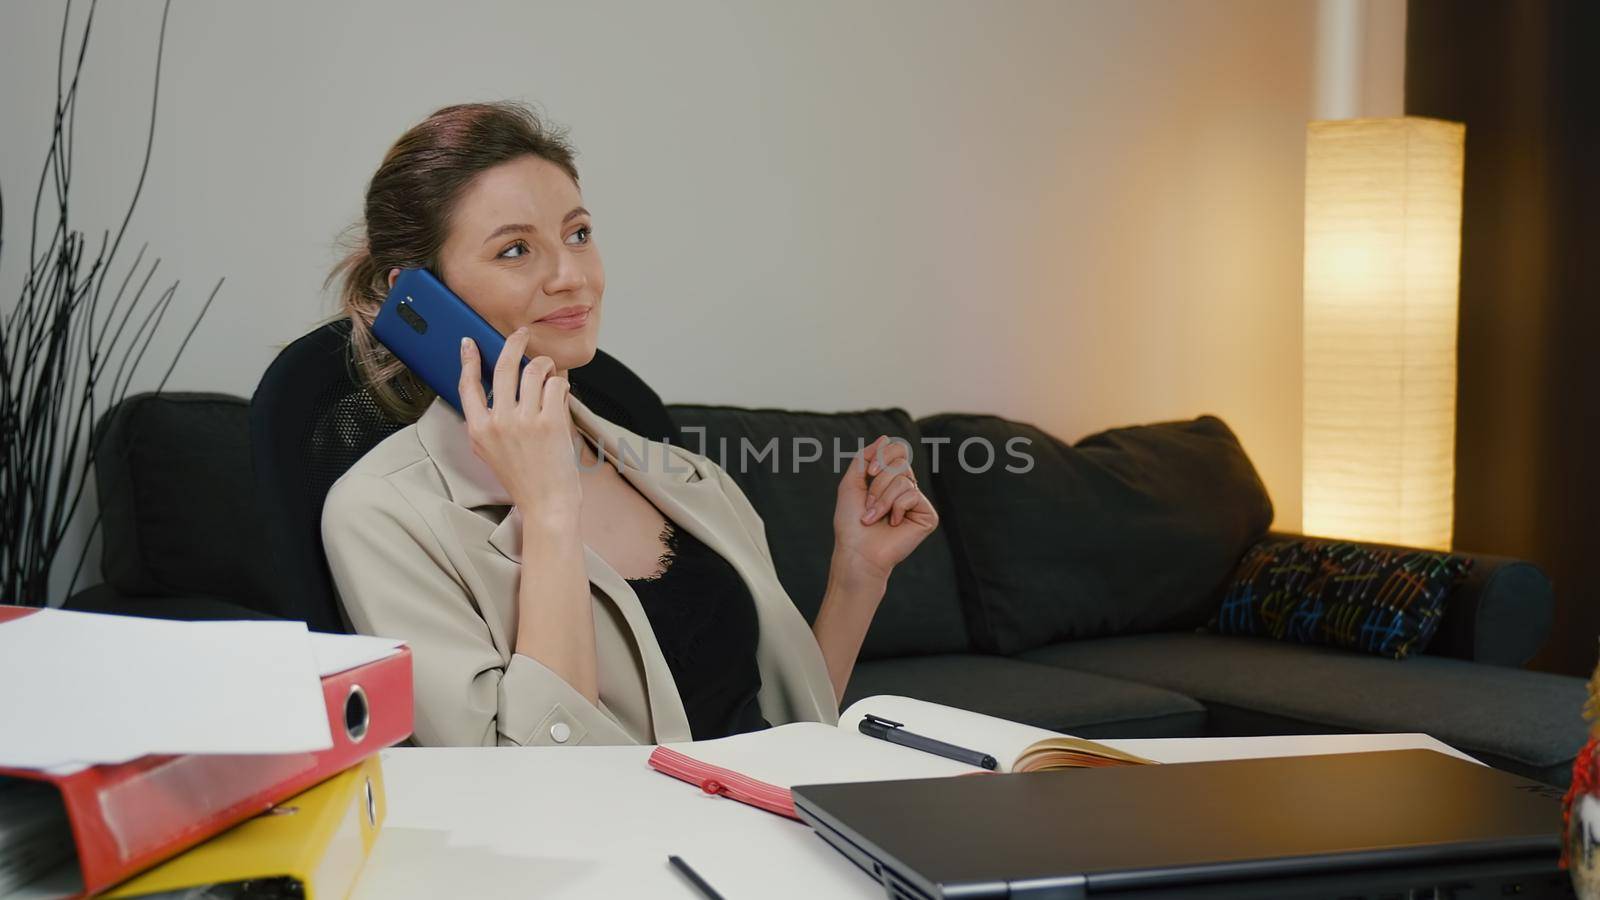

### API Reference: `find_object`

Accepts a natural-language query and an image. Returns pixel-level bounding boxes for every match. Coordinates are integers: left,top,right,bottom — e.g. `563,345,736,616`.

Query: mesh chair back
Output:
249,318,675,632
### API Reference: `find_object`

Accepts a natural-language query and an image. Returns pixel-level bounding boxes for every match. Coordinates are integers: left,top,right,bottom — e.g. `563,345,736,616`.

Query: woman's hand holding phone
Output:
458,327,582,527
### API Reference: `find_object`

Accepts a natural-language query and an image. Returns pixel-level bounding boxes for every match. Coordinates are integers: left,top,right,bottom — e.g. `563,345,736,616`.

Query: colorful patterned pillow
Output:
1211,539,1473,659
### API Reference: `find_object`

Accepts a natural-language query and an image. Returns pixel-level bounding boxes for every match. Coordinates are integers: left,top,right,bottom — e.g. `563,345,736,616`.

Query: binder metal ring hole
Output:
344,684,370,743
365,776,377,826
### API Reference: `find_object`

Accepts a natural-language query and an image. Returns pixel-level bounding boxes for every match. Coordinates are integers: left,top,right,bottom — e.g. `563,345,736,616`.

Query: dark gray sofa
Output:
67,392,1587,787
670,403,1586,787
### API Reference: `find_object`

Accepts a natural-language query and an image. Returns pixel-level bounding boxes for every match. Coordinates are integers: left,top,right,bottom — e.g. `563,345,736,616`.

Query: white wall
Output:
0,0,1404,604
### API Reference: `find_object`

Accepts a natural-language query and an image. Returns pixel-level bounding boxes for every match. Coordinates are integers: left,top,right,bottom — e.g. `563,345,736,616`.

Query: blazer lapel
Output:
580,407,841,733
414,395,695,743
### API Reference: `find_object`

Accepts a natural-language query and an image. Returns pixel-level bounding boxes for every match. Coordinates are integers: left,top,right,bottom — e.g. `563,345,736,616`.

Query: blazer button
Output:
550,722,572,743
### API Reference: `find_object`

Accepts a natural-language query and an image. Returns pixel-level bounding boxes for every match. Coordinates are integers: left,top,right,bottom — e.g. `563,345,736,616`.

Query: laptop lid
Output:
791,749,1565,899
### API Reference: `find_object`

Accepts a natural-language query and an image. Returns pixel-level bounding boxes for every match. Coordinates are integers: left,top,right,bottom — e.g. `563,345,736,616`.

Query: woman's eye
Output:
566,226,592,246
498,240,528,259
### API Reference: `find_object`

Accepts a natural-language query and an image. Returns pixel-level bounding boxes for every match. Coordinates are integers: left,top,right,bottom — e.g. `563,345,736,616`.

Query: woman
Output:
321,101,940,748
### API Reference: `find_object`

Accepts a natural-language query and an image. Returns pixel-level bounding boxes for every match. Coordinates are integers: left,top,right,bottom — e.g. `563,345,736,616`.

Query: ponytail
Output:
325,236,433,423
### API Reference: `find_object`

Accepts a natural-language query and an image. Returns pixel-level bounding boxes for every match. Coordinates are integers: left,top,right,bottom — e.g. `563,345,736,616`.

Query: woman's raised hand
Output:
458,328,582,525
831,435,939,586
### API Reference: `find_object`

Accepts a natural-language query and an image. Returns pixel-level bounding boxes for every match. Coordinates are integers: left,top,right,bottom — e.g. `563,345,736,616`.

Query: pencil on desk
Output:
668,854,726,900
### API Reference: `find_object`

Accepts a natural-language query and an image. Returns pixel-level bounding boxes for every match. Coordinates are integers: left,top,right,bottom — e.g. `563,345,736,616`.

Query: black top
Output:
626,519,772,741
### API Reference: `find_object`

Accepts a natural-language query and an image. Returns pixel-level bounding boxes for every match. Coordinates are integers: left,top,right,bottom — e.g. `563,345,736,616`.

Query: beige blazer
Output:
320,393,840,748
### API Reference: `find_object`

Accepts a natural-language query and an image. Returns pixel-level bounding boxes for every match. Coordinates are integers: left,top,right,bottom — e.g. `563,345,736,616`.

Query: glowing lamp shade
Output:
1302,117,1465,551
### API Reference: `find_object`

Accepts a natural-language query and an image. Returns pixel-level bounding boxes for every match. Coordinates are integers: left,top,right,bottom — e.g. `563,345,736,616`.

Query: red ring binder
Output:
0,605,414,898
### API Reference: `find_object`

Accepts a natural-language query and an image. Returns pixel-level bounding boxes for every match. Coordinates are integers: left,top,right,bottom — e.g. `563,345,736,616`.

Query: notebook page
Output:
839,695,1066,773
657,721,984,788
1098,732,1481,766
0,610,331,769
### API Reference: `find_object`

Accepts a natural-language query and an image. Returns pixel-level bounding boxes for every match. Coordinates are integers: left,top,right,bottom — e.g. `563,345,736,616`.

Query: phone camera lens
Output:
397,302,428,335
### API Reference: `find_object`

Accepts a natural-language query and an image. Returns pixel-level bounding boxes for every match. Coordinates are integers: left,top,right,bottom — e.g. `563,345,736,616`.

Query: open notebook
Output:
647,695,1154,820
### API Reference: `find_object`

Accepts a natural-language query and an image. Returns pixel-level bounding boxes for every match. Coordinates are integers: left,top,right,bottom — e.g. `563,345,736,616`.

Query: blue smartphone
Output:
371,268,526,414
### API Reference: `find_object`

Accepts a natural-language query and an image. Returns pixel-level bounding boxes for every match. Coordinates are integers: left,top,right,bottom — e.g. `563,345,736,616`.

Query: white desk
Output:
351,734,1478,899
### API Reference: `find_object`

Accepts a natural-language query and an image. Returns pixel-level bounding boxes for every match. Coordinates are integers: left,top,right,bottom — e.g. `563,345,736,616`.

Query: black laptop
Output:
791,750,1571,899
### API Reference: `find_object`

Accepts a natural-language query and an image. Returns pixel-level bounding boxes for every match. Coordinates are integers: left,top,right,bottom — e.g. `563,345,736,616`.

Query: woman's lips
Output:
534,308,590,330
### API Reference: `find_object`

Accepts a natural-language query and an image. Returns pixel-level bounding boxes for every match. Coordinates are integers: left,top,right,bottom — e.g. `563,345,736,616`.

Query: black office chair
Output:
248,318,675,633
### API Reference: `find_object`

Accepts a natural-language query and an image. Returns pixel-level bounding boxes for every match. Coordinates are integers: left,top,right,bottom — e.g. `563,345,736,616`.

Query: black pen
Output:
668,854,726,900
858,713,999,770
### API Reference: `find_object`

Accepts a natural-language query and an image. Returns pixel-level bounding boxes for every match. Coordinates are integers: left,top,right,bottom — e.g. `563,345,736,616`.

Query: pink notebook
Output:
649,744,803,819
645,695,1155,820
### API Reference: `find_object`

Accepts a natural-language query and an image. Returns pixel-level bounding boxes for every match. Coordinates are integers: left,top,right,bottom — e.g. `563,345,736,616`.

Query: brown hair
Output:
327,101,580,422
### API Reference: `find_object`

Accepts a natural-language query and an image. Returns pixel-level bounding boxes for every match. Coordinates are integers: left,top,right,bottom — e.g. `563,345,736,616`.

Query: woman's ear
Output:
386,267,400,290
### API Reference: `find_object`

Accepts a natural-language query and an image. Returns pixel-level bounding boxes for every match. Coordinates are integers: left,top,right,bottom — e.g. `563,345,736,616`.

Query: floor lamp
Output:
1302,117,1466,552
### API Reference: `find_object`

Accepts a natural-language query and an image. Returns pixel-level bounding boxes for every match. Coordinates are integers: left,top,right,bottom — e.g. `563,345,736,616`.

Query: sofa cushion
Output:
1019,632,1587,785
842,654,1206,739
668,405,967,659
1256,533,1556,668
93,392,277,609
1212,537,1474,659
919,413,1273,655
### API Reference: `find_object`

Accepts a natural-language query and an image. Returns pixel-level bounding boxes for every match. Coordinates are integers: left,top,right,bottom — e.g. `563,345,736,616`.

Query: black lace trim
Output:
626,519,682,584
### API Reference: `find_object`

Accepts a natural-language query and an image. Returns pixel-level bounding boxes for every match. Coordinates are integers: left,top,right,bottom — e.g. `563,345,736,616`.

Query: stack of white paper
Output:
0,608,404,774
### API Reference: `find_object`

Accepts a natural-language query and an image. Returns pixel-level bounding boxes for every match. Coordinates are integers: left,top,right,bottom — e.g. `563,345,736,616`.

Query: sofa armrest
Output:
1264,532,1554,667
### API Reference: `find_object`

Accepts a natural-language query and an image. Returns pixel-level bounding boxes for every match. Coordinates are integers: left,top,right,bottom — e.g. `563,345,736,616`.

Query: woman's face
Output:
427,155,604,373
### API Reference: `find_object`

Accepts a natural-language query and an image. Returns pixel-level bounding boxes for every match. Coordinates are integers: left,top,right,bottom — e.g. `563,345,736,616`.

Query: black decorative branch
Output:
0,0,220,606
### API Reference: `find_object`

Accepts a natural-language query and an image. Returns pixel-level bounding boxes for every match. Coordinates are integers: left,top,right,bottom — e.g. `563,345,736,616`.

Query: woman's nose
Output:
545,247,587,294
